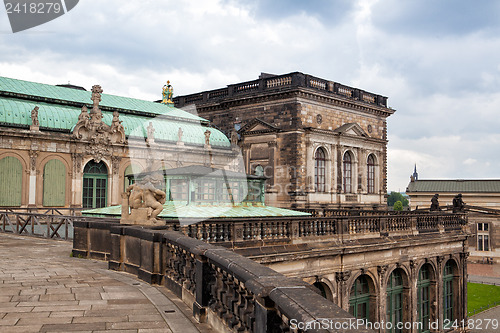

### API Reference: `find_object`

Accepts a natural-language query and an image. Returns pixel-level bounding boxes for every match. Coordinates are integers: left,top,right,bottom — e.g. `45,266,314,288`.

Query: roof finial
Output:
161,81,174,105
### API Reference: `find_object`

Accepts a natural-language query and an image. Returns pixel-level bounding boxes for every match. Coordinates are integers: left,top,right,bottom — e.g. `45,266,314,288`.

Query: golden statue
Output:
161,80,174,105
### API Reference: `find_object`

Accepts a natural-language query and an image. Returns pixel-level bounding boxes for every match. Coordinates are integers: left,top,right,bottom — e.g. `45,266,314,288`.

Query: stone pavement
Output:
0,233,212,333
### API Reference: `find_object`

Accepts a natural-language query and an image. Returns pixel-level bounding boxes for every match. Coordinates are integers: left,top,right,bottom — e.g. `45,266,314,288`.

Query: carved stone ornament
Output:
335,271,351,283
112,156,122,175
72,153,83,173
72,86,126,160
28,150,38,172
377,265,388,277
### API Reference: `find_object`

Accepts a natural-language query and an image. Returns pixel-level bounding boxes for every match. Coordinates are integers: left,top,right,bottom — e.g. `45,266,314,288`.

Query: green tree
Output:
393,200,403,211
387,191,409,207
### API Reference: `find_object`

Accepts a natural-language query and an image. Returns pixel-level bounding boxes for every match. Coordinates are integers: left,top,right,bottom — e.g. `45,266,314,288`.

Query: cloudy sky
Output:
1,0,500,192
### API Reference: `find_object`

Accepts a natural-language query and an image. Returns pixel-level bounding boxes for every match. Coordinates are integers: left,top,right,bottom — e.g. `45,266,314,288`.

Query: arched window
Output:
0,156,22,206
83,161,108,209
417,264,433,333
43,159,66,207
314,148,326,192
367,154,375,194
343,152,352,193
443,260,457,327
387,269,404,333
349,274,373,322
313,281,333,301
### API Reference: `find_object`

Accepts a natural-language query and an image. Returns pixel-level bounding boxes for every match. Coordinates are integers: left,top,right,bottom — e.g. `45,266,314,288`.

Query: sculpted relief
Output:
72,85,126,162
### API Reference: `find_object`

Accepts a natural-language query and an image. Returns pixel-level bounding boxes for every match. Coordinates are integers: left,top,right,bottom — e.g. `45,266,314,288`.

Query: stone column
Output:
27,150,38,207
71,153,83,207
111,156,122,206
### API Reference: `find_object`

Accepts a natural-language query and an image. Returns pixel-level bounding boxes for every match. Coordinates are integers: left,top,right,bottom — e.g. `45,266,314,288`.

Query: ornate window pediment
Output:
239,118,280,134
333,123,368,137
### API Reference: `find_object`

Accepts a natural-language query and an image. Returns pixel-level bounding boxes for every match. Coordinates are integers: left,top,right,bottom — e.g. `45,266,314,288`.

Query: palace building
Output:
407,176,500,263
0,76,239,210
174,72,395,212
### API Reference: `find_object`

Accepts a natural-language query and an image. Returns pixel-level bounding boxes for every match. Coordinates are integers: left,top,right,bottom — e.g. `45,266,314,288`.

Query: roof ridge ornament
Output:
161,81,174,105
72,85,127,161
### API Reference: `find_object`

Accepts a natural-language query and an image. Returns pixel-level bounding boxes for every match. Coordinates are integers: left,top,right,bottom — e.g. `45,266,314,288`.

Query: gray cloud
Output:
1,0,500,192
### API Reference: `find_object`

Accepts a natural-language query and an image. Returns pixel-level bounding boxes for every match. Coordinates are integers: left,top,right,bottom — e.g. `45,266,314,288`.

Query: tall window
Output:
386,269,404,333
169,178,188,201
0,156,22,206
477,223,490,251
349,275,372,322
83,161,108,209
314,148,326,192
417,264,432,333
343,152,352,193
443,260,456,327
367,154,375,194
43,159,66,207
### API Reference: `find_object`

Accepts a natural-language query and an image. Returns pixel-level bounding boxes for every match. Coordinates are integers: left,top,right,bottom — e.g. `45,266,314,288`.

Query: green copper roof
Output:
406,179,500,193
0,97,230,147
83,202,311,219
0,76,206,122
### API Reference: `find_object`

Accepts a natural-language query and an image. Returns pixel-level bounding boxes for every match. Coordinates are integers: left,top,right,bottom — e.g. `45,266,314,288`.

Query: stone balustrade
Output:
73,221,374,333
174,72,388,108
172,212,467,247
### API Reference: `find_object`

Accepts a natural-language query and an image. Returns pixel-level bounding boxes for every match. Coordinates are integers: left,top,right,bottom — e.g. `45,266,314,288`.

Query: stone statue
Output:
161,81,174,105
110,111,126,143
230,130,238,146
31,106,39,126
452,193,465,213
177,127,183,142
146,122,155,144
204,129,211,147
123,177,166,225
430,193,441,211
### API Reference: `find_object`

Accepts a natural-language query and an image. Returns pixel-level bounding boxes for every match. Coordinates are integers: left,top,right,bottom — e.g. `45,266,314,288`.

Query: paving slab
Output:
0,233,213,333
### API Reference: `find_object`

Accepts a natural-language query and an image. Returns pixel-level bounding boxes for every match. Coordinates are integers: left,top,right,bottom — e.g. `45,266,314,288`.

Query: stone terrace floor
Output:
0,233,212,333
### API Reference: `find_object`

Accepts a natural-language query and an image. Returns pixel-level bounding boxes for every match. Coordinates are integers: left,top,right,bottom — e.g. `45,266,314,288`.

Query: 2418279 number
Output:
5,2,62,14
444,318,499,330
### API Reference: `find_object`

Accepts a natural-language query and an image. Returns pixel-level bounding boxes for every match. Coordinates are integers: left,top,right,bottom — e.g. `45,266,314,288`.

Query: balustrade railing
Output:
174,72,388,108
173,212,467,246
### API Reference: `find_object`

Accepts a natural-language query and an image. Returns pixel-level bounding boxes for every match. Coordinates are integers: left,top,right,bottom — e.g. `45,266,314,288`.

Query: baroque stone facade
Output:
175,72,395,211
0,76,238,210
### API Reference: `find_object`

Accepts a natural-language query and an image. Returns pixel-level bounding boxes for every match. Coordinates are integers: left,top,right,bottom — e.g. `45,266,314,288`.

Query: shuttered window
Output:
0,156,23,206
43,159,66,207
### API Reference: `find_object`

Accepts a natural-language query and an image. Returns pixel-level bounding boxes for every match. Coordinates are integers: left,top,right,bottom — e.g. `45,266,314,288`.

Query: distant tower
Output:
410,164,418,182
